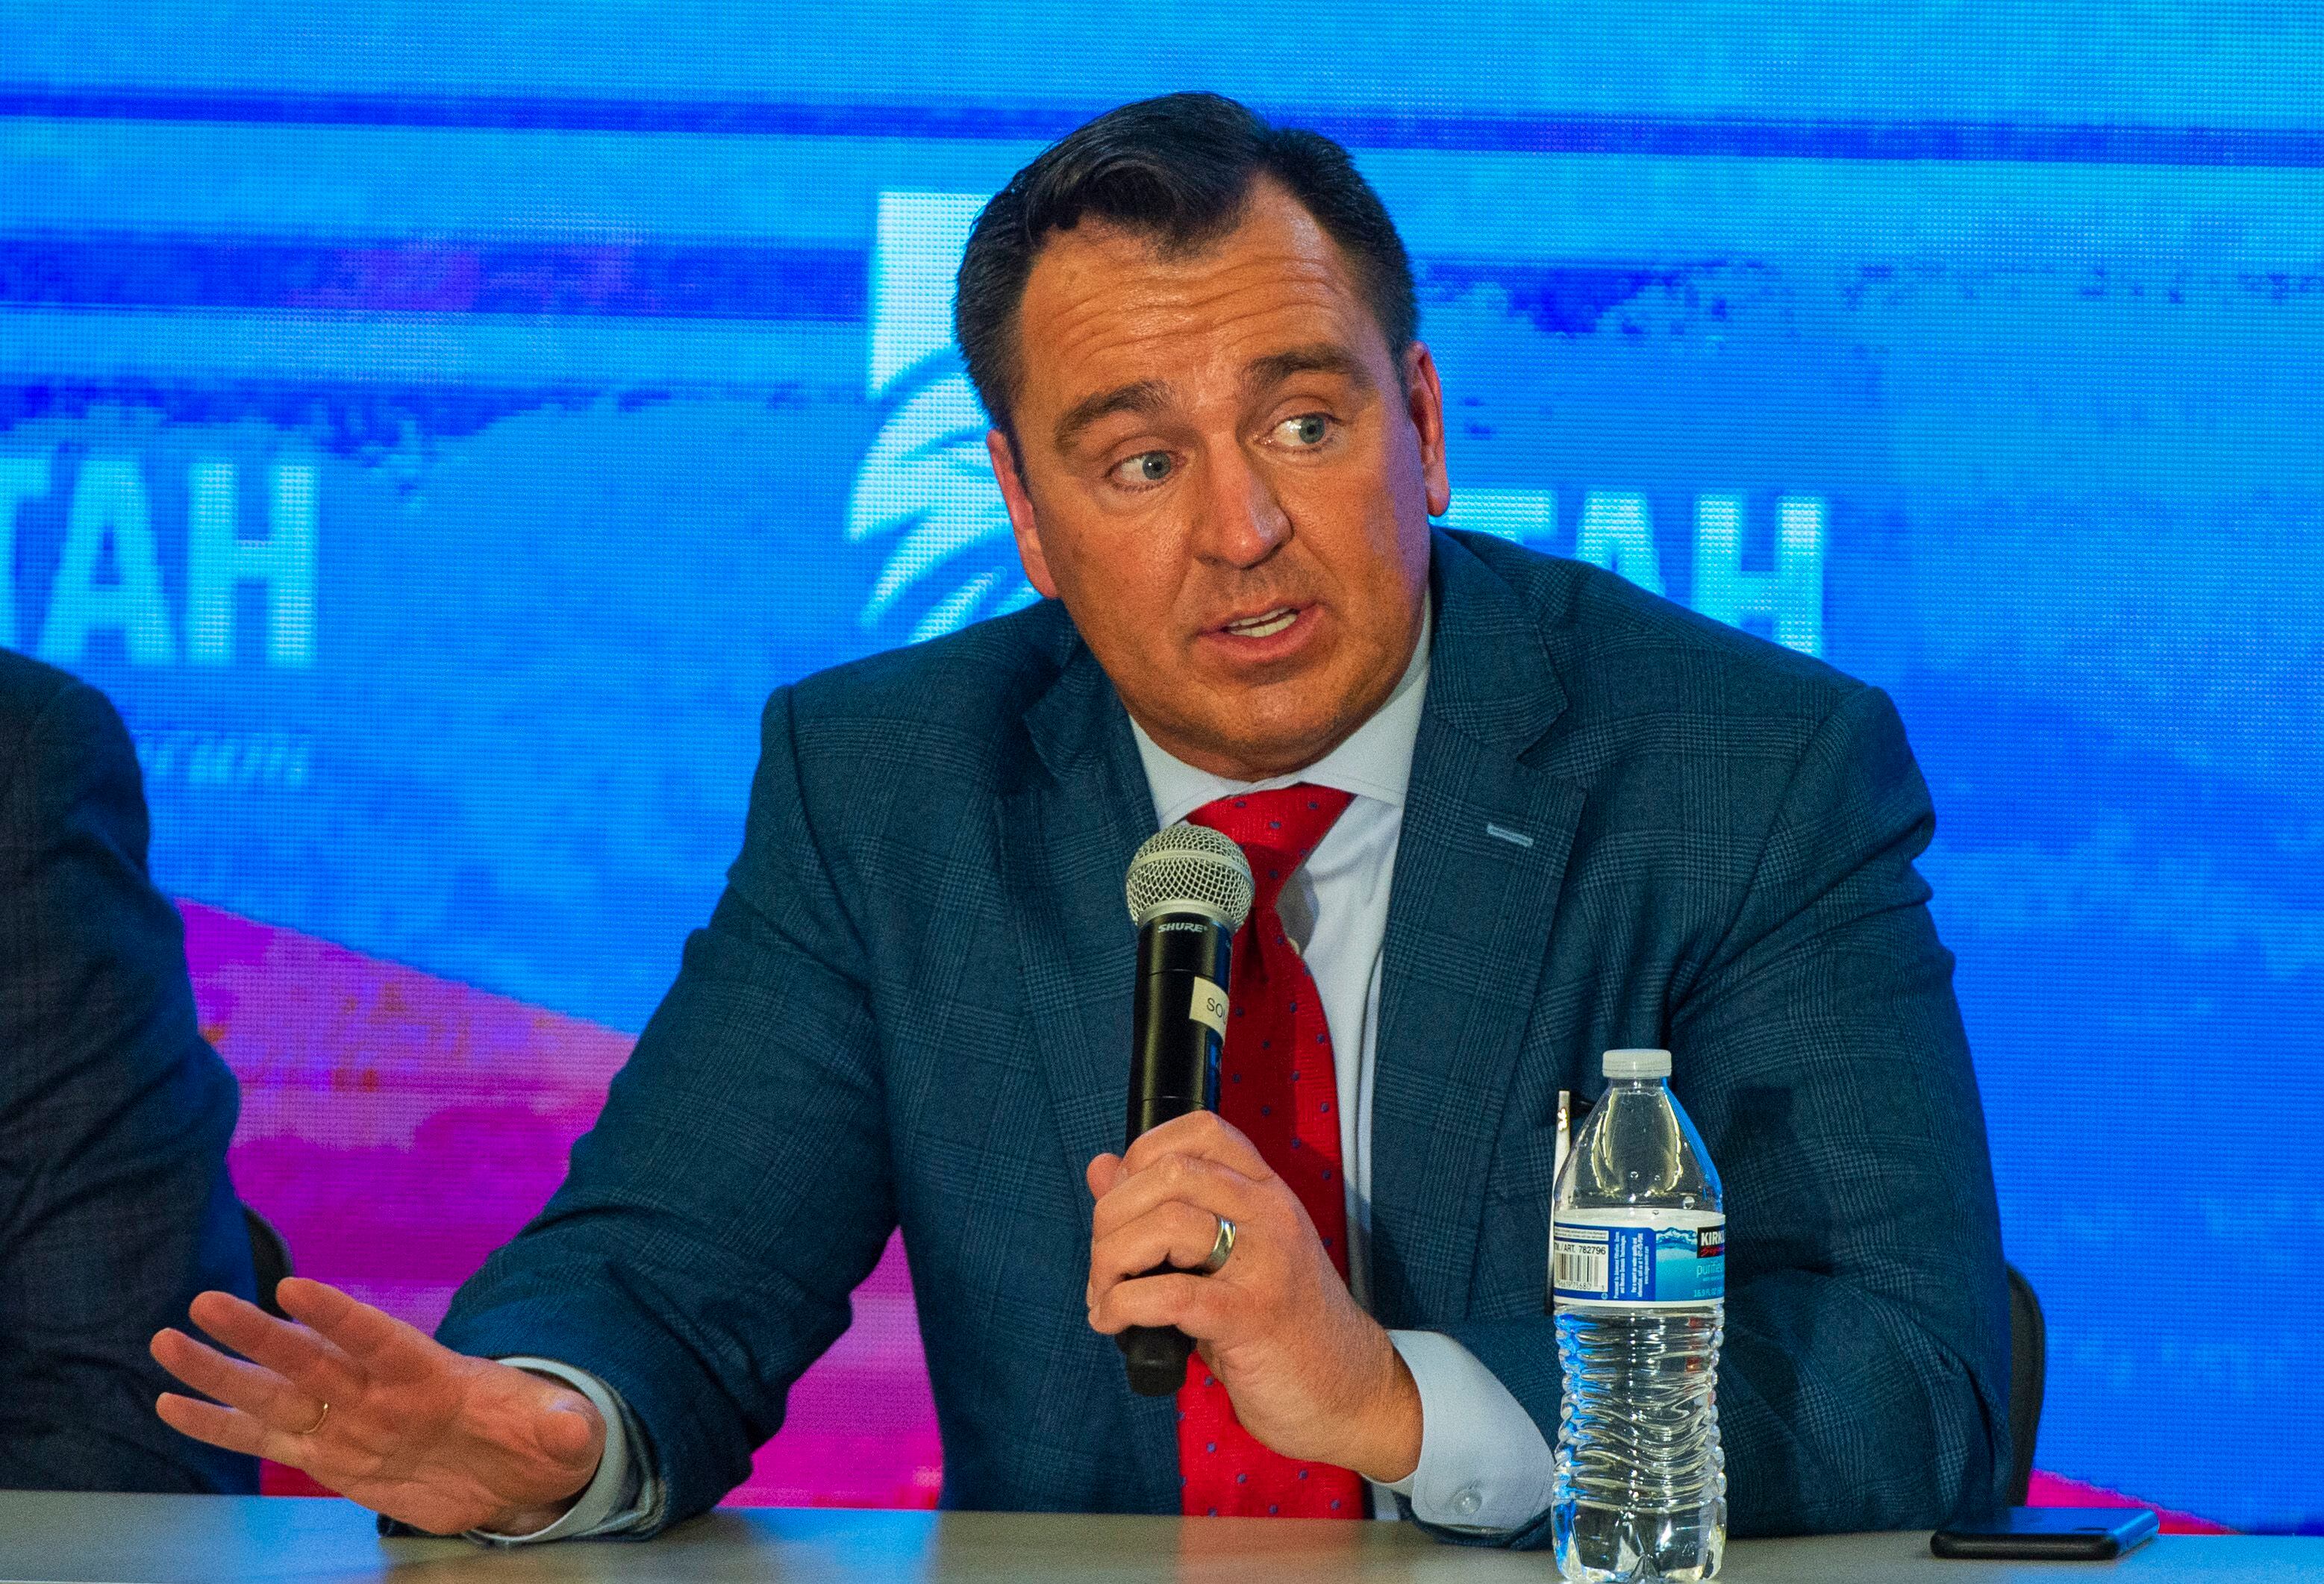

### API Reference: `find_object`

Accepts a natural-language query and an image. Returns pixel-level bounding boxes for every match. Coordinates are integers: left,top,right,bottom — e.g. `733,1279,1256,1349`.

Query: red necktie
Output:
1175,784,1365,1520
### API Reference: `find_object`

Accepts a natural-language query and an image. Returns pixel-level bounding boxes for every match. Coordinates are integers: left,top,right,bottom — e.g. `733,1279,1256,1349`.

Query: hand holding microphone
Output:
1085,821,1422,1482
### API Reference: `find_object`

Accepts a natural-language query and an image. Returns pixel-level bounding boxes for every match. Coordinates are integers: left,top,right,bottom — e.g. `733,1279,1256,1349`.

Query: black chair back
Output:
243,1203,293,1318
2005,1262,2046,1506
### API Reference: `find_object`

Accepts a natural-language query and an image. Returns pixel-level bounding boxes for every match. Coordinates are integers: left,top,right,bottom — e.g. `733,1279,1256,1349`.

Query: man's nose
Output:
1193,445,1291,569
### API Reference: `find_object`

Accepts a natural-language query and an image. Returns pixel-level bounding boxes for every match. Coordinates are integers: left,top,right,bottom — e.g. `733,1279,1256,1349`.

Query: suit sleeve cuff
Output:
466,1359,656,1544
1383,1330,1556,1535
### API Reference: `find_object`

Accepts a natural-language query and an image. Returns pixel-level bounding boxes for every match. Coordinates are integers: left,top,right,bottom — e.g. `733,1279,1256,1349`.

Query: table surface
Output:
0,1494,2317,1583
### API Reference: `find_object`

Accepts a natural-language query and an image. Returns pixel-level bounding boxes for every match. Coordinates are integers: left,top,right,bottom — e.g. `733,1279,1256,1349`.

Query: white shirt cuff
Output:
1381,1330,1556,1534
466,1359,654,1543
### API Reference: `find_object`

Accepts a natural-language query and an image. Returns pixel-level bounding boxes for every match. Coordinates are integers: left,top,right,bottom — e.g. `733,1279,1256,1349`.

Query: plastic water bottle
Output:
1551,1048,1726,1582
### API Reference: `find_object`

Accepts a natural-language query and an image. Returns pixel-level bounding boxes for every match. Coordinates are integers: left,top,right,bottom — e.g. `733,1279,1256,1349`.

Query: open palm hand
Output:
152,1277,604,1536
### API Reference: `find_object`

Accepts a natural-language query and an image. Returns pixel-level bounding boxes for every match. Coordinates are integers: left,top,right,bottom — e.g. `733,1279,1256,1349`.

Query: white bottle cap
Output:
1603,1048,1672,1080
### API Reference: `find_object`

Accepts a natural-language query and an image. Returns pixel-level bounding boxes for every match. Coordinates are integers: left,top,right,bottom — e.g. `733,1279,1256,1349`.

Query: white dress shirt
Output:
490,601,1555,1542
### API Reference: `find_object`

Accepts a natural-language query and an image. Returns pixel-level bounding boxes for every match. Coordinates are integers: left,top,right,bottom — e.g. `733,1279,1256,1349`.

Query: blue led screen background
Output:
1,1,2319,1531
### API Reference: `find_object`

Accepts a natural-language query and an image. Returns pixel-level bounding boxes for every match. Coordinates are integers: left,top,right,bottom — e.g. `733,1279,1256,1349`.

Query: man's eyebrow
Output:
1243,344,1376,395
1052,380,1172,452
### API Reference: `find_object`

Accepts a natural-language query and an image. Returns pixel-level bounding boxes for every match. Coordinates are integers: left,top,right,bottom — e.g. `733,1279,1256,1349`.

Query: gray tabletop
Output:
0,1494,2316,1583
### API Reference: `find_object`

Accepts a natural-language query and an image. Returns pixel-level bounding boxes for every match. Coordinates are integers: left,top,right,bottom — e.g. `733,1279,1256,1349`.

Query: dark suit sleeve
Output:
436,686,897,1533
0,672,258,1494
1435,683,2011,1547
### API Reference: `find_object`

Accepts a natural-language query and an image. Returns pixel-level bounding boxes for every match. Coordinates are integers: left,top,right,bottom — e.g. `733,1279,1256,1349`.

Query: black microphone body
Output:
1117,907,1234,1396
1126,912,1232,1140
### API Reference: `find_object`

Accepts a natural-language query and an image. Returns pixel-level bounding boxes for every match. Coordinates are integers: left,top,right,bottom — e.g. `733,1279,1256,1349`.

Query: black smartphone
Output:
1931,1506,2160,1560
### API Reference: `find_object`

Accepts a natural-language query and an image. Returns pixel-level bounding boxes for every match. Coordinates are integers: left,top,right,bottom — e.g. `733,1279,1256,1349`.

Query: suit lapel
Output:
995,629,1178,1496
998,657,1155,1189
1367,536,1585,1327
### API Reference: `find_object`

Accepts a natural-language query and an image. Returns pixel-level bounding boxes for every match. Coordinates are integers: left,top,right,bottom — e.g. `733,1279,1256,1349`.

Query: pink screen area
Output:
185,901,941,1509
186,901,2223,1530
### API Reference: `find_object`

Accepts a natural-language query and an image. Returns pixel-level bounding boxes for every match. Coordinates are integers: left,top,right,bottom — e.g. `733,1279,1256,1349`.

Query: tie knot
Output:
1188,785,1356,909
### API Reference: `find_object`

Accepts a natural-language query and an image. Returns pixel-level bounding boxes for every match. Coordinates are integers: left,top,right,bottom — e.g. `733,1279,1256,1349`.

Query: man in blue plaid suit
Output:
153,95,2011,1547
0,648,258,1494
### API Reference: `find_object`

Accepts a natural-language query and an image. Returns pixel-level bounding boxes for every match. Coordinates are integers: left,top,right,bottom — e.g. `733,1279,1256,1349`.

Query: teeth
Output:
1224,607,1298,639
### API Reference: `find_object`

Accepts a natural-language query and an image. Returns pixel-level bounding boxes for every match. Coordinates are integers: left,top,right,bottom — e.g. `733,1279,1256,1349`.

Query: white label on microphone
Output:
1189,977,1228,1036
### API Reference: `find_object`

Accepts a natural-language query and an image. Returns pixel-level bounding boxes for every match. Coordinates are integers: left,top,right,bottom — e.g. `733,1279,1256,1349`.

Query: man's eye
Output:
1275,413,1331,448
1113,451,1173,486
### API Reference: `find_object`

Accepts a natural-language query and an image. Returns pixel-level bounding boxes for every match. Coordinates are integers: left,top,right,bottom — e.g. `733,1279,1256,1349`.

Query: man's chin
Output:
1163,695,1364,783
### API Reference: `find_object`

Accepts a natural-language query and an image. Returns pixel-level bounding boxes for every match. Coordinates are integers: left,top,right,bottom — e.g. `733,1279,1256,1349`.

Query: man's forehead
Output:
1016,190,1382,418
1028,256,1358,351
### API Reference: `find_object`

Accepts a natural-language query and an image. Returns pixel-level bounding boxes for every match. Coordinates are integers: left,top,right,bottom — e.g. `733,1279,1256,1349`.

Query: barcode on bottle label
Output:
1554,1229,1610,1295
1553,1218,1725,1306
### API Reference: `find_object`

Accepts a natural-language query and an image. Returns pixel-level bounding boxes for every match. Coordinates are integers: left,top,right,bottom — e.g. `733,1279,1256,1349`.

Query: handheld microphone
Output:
1116,821,1253,1397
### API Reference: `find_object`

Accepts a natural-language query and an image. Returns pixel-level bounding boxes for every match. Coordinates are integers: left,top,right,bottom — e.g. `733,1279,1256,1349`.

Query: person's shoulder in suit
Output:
750,600,1092,880
0,648,161,862
1438,530,1943,953
1452,529,1869,746
0,645,260,1494
1,645,110,771
781,598,1080,779
0,643,78,717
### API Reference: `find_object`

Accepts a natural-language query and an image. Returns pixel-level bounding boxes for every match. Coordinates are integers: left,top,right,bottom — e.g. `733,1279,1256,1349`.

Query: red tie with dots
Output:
1177,784,1365,1520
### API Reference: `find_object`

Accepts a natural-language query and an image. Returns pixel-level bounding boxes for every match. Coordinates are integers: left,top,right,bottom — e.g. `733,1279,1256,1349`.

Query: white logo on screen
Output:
846,192,1038,645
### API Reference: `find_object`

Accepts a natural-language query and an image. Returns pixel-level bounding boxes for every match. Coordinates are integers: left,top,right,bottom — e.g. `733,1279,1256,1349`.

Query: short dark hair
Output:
954,93,1418,438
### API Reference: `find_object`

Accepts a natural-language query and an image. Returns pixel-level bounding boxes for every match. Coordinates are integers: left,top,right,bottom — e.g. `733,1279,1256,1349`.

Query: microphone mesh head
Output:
1125,821,1254,931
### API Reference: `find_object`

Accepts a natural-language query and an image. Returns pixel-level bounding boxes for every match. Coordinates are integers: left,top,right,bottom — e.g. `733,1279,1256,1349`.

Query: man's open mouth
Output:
1219,607,1301,639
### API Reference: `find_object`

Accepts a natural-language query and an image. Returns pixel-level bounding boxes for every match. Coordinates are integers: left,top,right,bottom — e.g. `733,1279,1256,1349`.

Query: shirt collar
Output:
1131,595,1433,830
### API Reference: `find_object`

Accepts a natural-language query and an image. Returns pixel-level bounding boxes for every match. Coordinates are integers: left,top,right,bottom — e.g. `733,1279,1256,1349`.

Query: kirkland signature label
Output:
1554,1218,1725,1306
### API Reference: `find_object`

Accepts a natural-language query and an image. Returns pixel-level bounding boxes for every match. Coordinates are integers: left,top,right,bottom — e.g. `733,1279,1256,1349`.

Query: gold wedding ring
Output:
1199,1214,1236,1274
295,1400,330,1436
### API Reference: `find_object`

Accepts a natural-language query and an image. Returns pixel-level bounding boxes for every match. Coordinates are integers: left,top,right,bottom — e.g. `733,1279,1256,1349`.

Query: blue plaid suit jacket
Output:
440,532,2011,1545
0,649,258,1494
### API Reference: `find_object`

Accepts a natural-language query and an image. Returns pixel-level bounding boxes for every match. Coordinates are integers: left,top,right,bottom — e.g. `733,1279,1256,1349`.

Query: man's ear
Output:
1402,342,1452,520
988,428,1060,600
